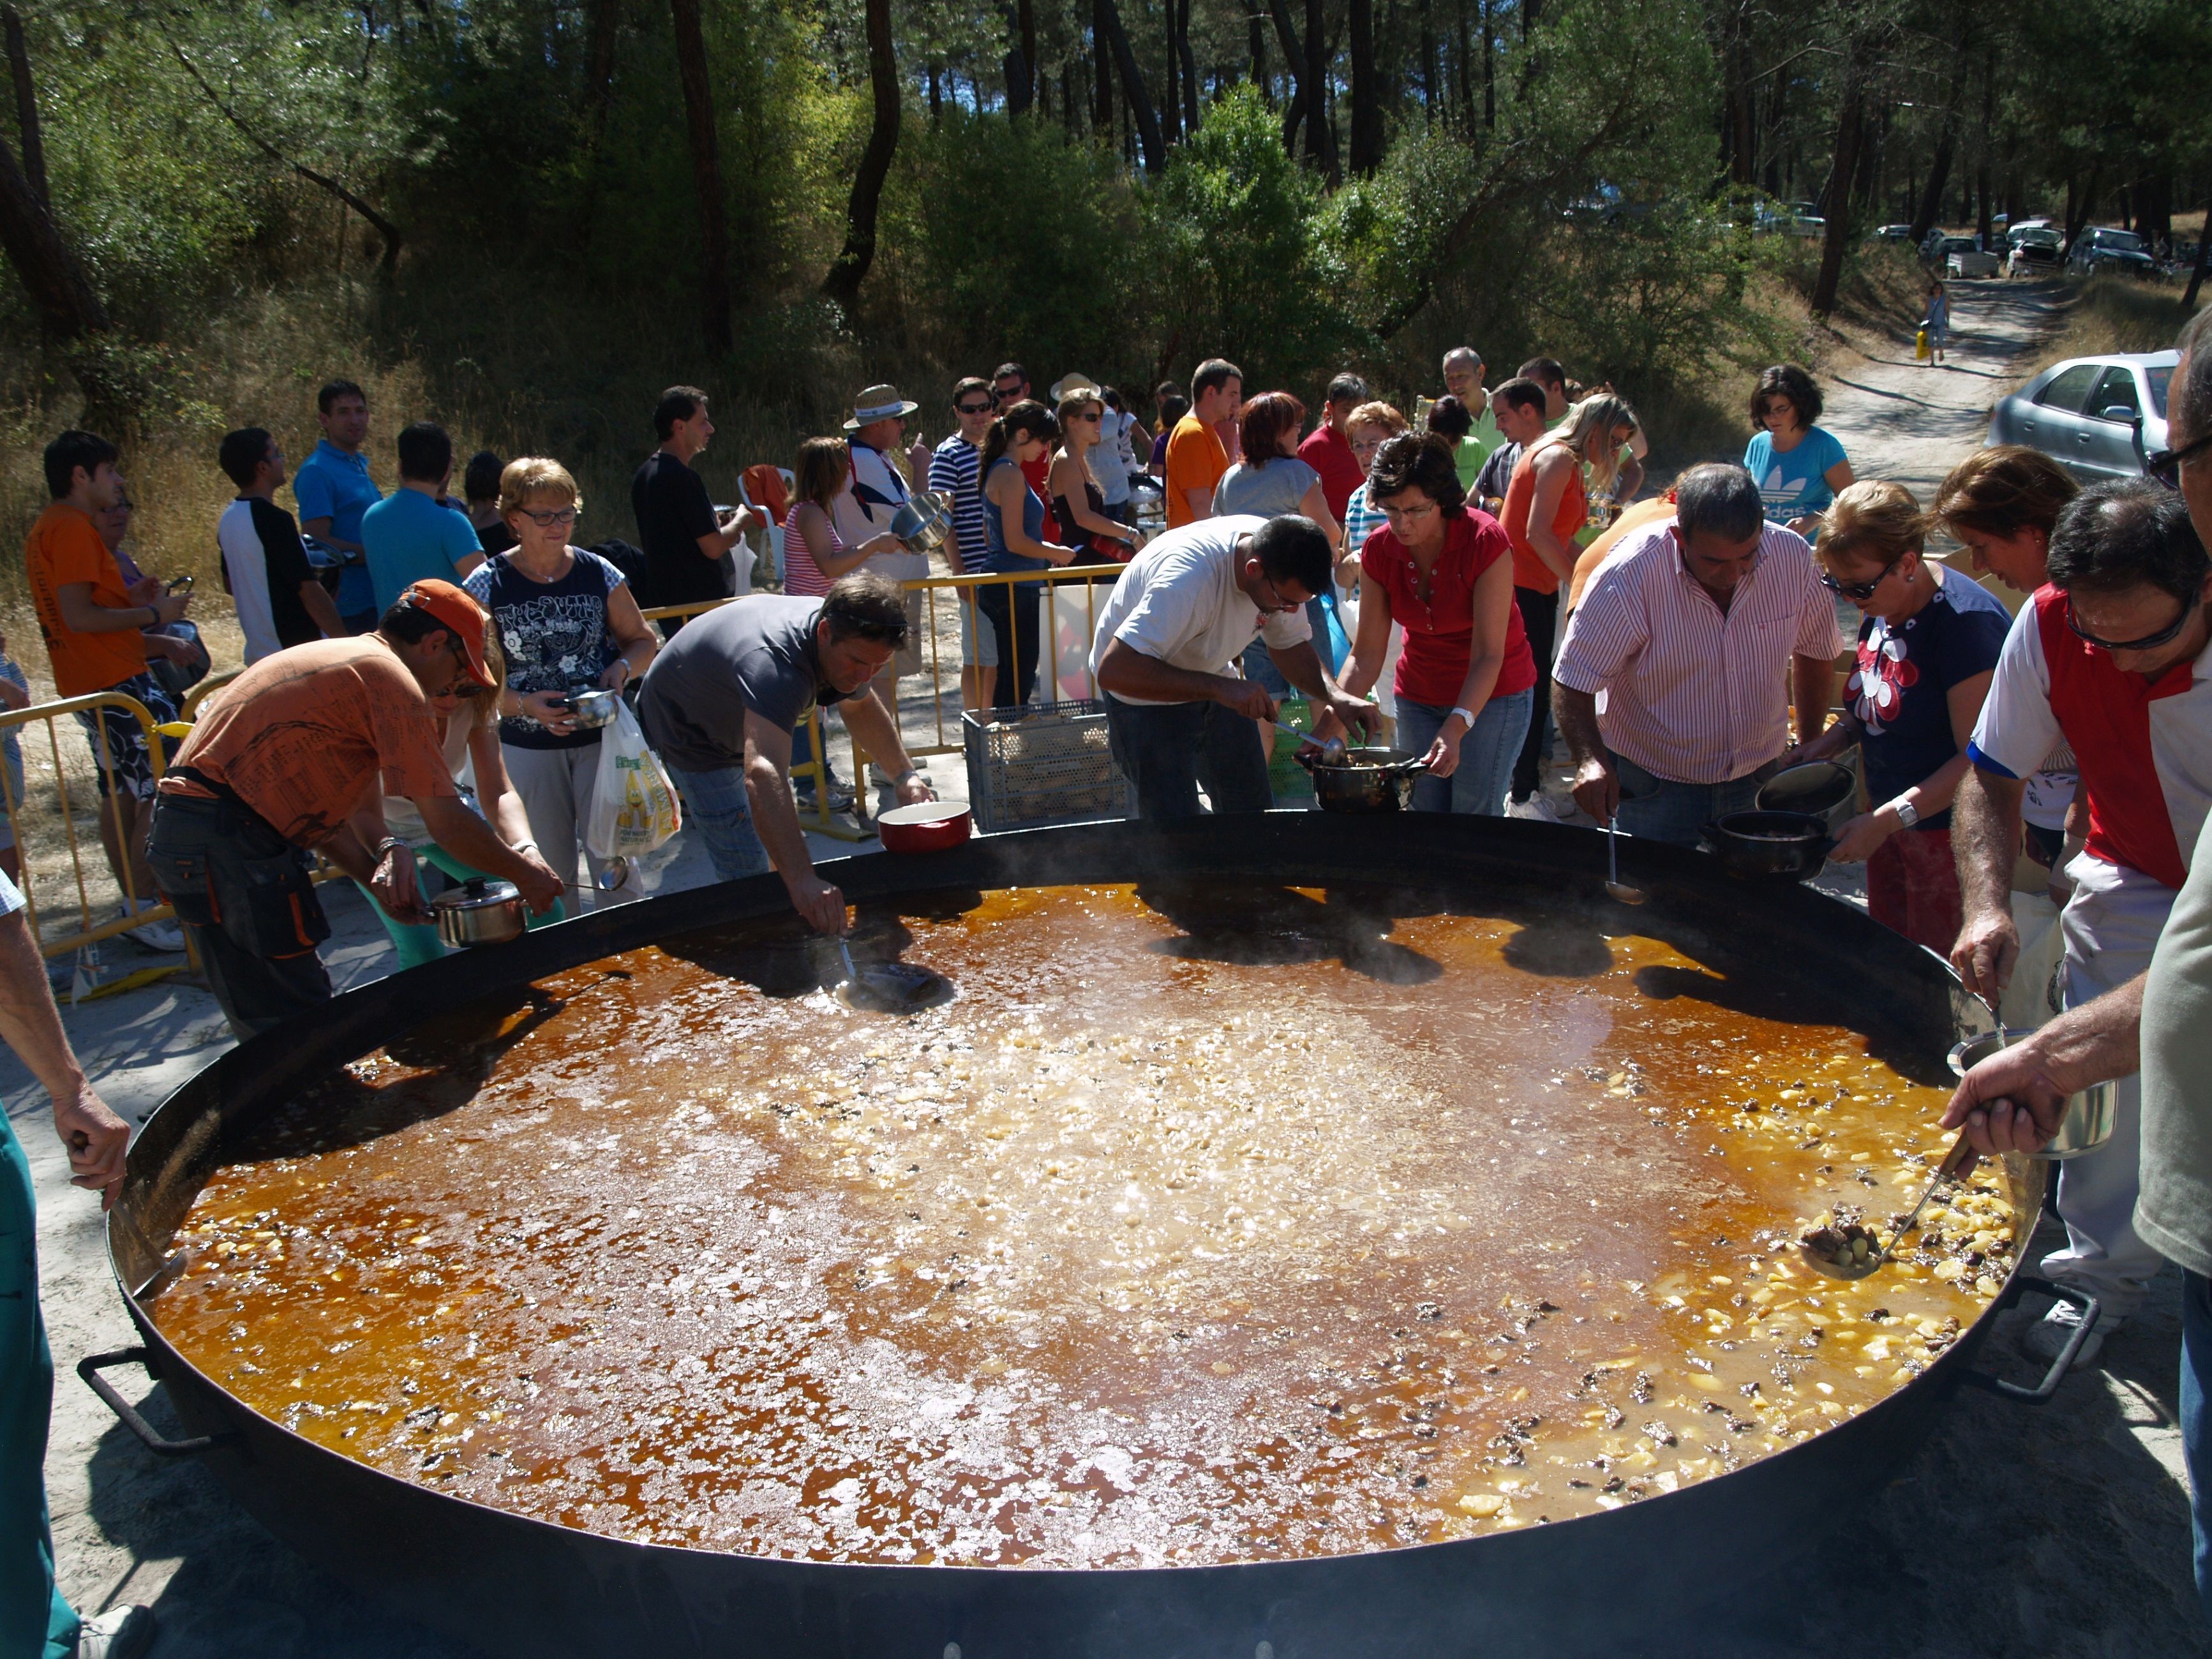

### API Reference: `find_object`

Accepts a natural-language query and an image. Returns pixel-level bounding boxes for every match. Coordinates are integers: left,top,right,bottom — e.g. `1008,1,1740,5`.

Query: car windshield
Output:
2018,230,2059,248
2148,367,2171,418
2098,230,2146,253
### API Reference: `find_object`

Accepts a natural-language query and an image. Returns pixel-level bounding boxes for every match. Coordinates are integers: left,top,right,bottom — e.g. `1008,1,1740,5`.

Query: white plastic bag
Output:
585,701,682,859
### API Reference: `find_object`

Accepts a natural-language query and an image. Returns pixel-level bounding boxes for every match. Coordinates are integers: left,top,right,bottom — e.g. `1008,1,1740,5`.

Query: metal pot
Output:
876,800,972,854
427,878,527,948
561,688,622,730
1947,1029,2119,1159
890,491,953,554
1700,809,1834,880
86,817,2078,1659
1310,747,1426,813
1756,759,1857,817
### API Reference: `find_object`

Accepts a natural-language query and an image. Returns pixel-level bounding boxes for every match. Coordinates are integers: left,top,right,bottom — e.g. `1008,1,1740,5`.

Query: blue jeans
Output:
0,1114,77,1659
665,763,772,882
1103,697,1271,820
2183,1272,2212,1623
1395,690,1531,816
1613,752,1777,847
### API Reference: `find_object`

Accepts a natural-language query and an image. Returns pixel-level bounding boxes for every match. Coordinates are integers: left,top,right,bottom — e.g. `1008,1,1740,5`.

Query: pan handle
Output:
1955,1276,2100,1405
78,1348,233,1456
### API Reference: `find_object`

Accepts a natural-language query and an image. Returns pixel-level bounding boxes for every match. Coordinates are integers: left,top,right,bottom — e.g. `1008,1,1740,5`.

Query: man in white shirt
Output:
215,427,343,662
1091,514,1375,819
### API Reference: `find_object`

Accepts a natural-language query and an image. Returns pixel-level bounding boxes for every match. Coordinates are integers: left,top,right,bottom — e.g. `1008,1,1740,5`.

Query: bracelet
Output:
371,836,405,861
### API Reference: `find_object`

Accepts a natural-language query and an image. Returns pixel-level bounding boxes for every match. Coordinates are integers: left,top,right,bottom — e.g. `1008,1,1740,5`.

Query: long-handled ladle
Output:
1604,815,1646,905
1797,1130,1977,1280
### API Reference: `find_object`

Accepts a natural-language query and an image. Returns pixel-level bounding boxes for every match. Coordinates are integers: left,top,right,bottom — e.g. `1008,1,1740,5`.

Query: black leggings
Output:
1511,586,1560,801
977,582,1042,712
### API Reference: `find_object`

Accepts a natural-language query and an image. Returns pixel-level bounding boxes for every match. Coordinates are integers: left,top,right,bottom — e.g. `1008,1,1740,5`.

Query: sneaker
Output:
121,911,187,953
2021,1298,2117,1370
1506,793,1564,823
75,1604,155,1659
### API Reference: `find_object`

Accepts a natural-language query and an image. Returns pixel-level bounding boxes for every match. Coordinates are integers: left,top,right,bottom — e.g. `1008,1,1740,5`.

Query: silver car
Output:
1985,350,2176,482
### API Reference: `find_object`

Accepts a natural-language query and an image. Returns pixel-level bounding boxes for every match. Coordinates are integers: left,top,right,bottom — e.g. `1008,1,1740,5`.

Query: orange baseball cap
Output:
402,579,494,691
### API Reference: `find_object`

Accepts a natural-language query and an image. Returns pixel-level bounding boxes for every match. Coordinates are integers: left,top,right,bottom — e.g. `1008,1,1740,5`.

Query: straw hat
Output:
1050,373,1101,402
843,384,920,431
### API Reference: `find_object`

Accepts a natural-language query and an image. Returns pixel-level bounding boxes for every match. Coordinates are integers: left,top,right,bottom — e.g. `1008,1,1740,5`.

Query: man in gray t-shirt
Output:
638,574,934,932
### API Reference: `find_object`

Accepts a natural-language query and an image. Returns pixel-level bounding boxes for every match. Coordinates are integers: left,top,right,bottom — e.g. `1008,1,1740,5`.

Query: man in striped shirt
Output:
1553,463,1841,845
927,376,1001,710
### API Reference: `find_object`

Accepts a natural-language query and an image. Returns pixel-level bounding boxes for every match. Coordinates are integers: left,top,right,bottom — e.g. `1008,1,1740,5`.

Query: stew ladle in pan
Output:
1604,815,1646,905
1797,1130,1976,1280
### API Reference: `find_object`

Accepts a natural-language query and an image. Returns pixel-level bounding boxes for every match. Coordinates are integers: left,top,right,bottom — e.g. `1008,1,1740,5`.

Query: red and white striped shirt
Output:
1555,517,1841,785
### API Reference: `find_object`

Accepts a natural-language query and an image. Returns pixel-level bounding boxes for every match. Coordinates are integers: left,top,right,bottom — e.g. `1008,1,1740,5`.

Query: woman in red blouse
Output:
1341,433,1537,814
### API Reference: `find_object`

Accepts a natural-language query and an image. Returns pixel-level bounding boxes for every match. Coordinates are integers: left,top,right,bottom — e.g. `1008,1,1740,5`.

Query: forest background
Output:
0,0,2204,595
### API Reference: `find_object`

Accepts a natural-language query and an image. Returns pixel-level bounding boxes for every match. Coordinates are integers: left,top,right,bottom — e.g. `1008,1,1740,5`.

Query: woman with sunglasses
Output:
977,400,1079,711
1794,480,2008,951
1048,389,1142,564
464,457,656,902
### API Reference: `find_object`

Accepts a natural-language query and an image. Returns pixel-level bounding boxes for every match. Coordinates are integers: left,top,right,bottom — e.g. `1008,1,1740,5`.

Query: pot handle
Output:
78,1348,234,1456
1698,821,1722,844
1955,1276,2100,1404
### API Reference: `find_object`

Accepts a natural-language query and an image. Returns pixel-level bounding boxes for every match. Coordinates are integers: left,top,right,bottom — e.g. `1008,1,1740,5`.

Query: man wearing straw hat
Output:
833,385,929,784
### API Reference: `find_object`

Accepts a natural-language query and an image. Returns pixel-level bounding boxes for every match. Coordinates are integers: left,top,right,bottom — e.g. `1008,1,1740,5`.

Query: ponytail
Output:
982,399,1059,476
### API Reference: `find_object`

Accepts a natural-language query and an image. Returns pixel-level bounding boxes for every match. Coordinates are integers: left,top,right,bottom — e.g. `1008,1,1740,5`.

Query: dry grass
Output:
2017,275,2201,386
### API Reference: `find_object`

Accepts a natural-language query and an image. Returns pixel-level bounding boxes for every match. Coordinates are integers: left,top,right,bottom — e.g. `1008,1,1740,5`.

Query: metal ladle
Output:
568,858,629,893
1797,1130,1976,1280
1604,816,1646,905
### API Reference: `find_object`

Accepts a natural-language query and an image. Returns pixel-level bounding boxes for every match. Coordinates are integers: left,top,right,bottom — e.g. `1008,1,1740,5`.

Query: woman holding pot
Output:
463,457,656,902
977,400,1079,711
1341,433,1536,815
347,633,567,967
1792,480,2008,951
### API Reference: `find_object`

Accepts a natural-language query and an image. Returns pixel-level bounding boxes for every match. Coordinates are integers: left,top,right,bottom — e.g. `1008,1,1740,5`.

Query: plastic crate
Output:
961,700,1137,833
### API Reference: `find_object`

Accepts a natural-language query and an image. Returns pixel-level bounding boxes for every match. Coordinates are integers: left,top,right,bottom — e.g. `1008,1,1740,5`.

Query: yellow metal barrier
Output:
183,667,241,722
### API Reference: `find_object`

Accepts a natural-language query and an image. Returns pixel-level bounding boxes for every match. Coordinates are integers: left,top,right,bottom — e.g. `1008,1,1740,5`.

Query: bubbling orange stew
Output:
149,882,2013,1568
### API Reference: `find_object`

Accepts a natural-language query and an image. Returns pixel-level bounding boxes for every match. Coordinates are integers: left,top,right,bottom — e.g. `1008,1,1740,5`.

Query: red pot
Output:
876,800,973,854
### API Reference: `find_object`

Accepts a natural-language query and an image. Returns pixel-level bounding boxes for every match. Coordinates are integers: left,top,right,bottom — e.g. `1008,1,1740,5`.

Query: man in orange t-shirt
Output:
1164,357,1243,528
24,430,197,948
147,580,563,1036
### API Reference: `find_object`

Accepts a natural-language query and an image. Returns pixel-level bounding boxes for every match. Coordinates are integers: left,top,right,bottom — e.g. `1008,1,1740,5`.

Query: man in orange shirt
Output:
1164,358,1243,528
147,581,563,1037
24,430,195,951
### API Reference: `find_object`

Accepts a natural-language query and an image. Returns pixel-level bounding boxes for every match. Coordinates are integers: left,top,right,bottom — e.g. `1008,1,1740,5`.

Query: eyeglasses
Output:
2065,587,2201,653
1071,410,1102,424
1255,575,1304,615
520,505,580,528
440,636,488,697
955,401,994,416
2146,429,2212,491
993,385,1022,403
1818,553,1905,603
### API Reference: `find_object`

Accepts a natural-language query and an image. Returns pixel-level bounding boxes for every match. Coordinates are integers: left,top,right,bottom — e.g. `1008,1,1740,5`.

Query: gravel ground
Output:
11,278,2209,1658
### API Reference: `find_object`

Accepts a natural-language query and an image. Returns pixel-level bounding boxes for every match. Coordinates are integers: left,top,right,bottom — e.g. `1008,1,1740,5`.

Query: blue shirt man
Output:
292,380,383,626
361,420,485,616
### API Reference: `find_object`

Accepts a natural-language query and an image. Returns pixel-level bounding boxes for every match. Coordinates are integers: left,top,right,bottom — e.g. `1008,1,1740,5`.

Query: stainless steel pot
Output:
1310,747,1426,813
562,688,622,730
1947,1029,2119,1159
428,879,527,948
890,491,953,554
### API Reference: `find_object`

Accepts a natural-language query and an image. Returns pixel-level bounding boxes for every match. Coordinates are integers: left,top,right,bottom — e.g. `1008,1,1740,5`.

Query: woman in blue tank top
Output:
977,399,1077,711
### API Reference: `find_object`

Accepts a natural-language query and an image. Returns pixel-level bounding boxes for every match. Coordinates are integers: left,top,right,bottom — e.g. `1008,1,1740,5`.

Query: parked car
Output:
2068,227,2157,277
1985,350,2176,484
1752,200,1825,238
1922,232,1978,265
1948,249,2002,278
2007,226,2063,270
1872,223,1915,242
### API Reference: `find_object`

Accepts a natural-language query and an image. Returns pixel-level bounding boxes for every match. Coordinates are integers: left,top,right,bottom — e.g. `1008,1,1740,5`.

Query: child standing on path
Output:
1923,277,1950,366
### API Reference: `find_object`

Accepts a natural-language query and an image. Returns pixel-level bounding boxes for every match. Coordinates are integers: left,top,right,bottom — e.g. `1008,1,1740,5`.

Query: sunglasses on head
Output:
2065,587,2201,653
1818,553,1904,603
2146,429,2212,492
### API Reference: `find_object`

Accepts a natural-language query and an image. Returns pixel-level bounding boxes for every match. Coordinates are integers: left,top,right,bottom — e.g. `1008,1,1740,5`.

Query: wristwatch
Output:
1890,798,1920,830
1450,706,1477,728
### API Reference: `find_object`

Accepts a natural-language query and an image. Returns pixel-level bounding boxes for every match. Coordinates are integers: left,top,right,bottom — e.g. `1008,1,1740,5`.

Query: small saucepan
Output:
890,492,954,555
1947,1029,2118,1160
1310,747,1427,814
561,687,622,730
877,800,973,854
1700,810,1834,881
428,879,527,948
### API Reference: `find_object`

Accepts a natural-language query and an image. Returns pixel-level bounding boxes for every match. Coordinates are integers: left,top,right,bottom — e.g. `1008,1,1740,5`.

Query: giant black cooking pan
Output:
83,814,2088,1658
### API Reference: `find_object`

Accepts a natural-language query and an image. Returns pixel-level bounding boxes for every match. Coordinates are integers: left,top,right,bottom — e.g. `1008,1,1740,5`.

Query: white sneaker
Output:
75,1604,155,1659
2021,1298,2117,1370
1506,794,1564,822
121,911,187,953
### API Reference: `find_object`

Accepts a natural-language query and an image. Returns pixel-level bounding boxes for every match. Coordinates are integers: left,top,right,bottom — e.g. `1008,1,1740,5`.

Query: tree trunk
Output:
1249,8,1267,94
1481,0,1495,128
1909,110,1959,242
1348,0,1380,174
3,7,45,208
0,124,105,338
1451,0,1472,133
1270,0,1306,151
1013,0,1038,114
1417,0,1435,117
1811,73,1864,315
1095,0,1165,174
2063,160,2102,253
1304,0,1328,167
669,0,732,350
821,0,897,313
2184,186,2210,309
1161,0,1179,142
1096,0,1116,127
929,61,943,123
1177,0,1200,135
